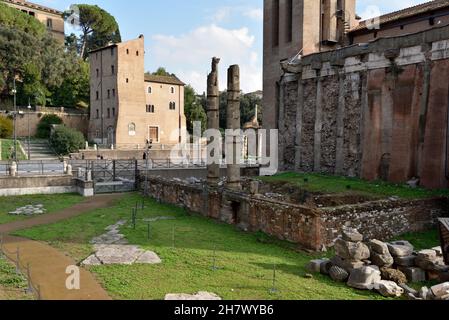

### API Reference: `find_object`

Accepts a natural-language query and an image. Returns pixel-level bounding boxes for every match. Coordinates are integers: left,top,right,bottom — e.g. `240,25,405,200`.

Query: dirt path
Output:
0,194,122,300
0,194,118,234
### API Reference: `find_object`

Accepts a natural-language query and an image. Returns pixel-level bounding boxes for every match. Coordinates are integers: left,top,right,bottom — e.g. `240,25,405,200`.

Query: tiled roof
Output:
350,0,449,33
144,74,185,86
2,0,63,15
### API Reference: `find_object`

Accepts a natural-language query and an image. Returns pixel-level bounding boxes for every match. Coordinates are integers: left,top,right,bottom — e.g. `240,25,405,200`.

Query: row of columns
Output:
206,57,241,190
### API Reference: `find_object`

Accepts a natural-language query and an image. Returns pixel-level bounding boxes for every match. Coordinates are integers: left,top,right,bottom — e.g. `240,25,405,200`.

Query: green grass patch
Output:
391,230,440,252
0,193,84,224
0,255,33,300
0,139,26,161
258,172,449,199
15,193,388,300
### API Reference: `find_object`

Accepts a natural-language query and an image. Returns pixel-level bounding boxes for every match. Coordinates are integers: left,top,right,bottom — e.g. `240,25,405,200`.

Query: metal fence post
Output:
15,246,20,274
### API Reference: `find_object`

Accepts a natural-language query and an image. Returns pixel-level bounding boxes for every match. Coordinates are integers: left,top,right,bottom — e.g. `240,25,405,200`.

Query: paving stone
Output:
165,292,222,300
82,255,102,266
135,251,162,264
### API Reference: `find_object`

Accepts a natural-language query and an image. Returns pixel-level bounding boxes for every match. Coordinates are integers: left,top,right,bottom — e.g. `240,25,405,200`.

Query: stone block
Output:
388,243,414,257
341,227,363,242
347,266,381,290
417,249,437,261
331,256,365,273
320,260,333,275
399,283,418,296
369,239,389,255
306,259,329,273
430,282,449,299
432,246,443,257
371,252,394,268
394,255,416,267
335,239,370,261
375,280,404,298
403,267,426,283
380,267,407,284
329,266,349,282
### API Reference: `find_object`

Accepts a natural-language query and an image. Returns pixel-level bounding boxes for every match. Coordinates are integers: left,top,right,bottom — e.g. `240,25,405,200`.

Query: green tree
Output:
67,4,121,59
36,114,63,139
50,126,85,155
184,85,206,133
151,67,174,77
0,115,13,138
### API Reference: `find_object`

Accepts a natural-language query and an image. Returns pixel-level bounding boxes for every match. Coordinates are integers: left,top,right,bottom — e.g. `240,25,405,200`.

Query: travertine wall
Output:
279,25,449,189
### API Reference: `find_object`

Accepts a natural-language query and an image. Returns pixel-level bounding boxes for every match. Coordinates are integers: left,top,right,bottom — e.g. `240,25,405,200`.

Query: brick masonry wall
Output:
141,177,448,251
279,24,449,189
320,198,449,247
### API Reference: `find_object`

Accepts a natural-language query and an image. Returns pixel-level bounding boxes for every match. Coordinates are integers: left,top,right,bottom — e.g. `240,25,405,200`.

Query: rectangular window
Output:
112,89,116,97
111,47,114,56
96,109,99,119
46,18,53,29
112,108,116,117
286,0,293,43
111,65,115,75
96,69,99,77
107,90,110,99
96,91,99,100
272,0,280,47
107,108,110,118
149,126,159,143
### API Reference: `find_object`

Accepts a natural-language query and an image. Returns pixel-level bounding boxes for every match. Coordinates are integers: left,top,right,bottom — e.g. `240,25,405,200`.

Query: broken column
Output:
206,57,221,185
226,65,241,190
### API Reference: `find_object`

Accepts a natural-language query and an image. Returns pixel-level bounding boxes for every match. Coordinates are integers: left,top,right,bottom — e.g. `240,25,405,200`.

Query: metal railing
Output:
0,234,42,300
0,160,65,176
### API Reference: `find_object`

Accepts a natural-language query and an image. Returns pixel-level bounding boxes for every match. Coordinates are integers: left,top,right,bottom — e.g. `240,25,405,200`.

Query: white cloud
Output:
150,24,262,94
243,8,263,21
358,0,430,20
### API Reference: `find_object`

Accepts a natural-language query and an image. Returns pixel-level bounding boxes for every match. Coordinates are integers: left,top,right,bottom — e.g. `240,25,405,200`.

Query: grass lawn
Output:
0,256,33,300
0,194,84,224
0,139,26,161
258,172,449,199
13,193,438,301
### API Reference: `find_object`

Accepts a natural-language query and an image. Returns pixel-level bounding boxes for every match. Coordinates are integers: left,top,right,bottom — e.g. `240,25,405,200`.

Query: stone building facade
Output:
278,24,449,189
263,0,359,132
88,36,186,147
263,0,449,137
2,0,65,42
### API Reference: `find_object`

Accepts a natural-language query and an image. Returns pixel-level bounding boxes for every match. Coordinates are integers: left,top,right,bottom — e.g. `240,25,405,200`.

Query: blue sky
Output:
39,0,430,93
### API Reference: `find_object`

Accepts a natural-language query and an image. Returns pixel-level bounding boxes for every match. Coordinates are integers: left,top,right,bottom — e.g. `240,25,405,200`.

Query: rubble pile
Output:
307,227,449,300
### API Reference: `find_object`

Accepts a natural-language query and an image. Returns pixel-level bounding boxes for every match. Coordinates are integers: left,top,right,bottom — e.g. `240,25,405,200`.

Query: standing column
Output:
207,57,221,185
226,65,241,190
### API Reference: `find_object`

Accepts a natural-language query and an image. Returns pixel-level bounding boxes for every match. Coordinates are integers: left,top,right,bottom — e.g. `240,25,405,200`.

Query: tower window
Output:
107,108,110,118
112,89,116,97
111,65,115,75
96,69,99,77
429,17,435,26
107,89,110,99
146,105,155,113
111,47,114,56
96,91,99,100
126,49,129,54
170,86,175,94
96,109,99,119
148,86,152,94
46,18,53,29
169,102,176,110
126,78,129,83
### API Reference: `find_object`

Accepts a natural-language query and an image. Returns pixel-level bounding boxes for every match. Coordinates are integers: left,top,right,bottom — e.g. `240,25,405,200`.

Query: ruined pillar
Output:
207,57,221,185
226,65,241,190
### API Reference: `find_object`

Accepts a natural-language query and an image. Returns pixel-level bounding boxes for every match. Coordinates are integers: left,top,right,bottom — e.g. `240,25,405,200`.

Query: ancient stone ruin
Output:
308,227,449,300
9,204,46,216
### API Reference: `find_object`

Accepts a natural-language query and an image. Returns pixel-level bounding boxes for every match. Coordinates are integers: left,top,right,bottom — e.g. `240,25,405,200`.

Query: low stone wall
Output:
141,176,449,250
0,175,76,196
142,176,322,250
320,198,449,247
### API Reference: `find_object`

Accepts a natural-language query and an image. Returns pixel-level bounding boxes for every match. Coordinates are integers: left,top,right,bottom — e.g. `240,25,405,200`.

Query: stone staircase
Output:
21,139,59,161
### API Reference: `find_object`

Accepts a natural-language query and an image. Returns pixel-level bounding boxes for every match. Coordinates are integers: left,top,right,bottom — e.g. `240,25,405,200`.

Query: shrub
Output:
49,126,85,155
0,115,13,138
36,114,63,138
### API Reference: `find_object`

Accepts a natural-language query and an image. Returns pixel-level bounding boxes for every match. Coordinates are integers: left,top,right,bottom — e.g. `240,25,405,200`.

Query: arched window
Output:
169,102,176,110
128,123,136,136
148,86,152,94
170,86,175,94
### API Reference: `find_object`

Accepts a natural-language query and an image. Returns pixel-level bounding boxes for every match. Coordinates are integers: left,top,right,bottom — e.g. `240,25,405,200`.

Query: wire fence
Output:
128,203,312,297
0,234,42,300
